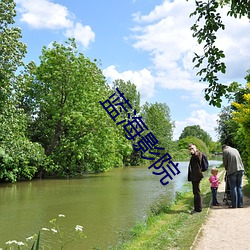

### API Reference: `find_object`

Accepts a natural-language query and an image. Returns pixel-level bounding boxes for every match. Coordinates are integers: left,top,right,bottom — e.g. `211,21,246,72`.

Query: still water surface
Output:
0,160,221,249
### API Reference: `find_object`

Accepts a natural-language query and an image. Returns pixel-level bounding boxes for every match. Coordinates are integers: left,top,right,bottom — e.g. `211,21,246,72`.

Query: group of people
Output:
188,143,244,214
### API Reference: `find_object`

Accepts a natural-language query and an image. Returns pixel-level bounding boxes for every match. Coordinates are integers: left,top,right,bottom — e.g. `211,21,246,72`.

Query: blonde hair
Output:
211,167,218,175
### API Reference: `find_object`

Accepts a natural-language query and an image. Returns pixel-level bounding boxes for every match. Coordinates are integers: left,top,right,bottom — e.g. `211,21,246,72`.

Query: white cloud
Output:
16,0,73,29
103,65,155,103
131,0,198,91
214,7,250,81
173,110,219,141
129,0,250,96
65,22,95,48
16,0,95,49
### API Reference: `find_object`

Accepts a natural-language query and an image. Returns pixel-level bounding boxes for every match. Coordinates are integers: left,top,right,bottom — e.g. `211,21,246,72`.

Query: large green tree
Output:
190,0,250,107
0,0,47,182
24,39,127,175
178,136,209,156
179,125,212,146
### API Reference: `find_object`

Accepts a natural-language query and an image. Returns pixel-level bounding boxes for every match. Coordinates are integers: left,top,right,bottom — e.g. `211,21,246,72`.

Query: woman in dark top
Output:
188,143,203,214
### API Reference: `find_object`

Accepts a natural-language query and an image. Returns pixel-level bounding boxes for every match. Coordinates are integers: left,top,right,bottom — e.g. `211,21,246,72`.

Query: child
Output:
209,168,220,206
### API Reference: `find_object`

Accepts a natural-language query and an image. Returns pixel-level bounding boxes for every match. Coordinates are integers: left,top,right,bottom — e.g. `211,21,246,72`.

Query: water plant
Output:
1,214,86,249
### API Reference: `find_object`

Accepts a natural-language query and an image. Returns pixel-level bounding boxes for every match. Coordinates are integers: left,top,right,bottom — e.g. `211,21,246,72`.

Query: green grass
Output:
110,170,225,250
243,177,250,197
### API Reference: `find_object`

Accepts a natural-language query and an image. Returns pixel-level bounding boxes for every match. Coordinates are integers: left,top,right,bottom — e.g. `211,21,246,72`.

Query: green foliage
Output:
0,0,27,112
140,102,174,153
209,141,222,154
23,39,127,175
0,0,48,182
0,108,50,182
112,79,141,114
178,136,209,156
112,79,141,166
231,79,250,177
0,0,27,97
179,125,212,147
216,72,250,177
171,148,190,161
216,106,240,147
221,0,250,19
189,0,250,107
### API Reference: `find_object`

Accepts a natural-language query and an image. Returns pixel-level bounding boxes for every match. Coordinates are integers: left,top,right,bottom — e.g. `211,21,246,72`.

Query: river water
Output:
0,160,222,249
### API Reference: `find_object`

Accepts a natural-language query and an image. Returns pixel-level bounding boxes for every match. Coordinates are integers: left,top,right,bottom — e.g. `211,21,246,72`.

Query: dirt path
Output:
192,173,250,250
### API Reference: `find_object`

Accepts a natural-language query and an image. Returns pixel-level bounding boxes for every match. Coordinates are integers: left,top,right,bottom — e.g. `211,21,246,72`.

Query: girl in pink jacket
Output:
209,168,220,206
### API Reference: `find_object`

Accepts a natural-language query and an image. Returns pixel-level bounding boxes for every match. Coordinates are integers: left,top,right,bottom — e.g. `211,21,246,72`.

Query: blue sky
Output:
14,0,250,141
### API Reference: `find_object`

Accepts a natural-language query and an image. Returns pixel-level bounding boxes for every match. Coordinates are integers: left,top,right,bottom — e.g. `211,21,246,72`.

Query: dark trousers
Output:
192,181,202,212
211,187,218,205
228,170,244,208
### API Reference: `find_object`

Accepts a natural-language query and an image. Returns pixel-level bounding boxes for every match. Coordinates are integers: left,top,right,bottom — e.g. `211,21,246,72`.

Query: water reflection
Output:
0,160,221,249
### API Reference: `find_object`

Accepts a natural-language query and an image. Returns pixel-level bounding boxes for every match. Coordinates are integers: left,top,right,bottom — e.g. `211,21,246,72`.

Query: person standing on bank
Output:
209,168,220,206
222,144,244,208
188,143,204,214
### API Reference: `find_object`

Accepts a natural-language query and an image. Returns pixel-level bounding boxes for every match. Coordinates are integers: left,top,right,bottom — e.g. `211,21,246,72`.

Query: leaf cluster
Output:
189,0,250,107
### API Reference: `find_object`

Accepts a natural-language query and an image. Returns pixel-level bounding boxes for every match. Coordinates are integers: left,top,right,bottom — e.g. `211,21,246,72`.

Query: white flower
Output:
17,242,25,246
51,228,58,233
58,214,65,217
26,236,34,241
6,240,17,245
75,225,83,231
5,240,24,246
42,227,50,231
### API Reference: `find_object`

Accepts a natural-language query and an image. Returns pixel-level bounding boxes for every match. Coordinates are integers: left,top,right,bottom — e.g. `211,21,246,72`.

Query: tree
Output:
24,39,127,175
0,0,49,183
231,80,250,177
140,102,174,153
112,79,141,165
189,0,250,107
179,125,212,146
209,141,222,154
178,136,209,156
112,79,141,114
0,0,27,109
216,106,239,146
216,73,250,152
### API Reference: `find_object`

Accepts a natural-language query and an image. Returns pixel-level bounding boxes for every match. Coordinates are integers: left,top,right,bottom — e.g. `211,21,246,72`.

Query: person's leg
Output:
215,187,219,204
192,181,202,212
228,172,237,208
211,187,216,205
236,170,244,208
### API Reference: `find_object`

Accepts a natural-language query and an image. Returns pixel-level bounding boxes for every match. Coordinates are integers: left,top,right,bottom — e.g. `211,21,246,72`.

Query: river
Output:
0,160,222,249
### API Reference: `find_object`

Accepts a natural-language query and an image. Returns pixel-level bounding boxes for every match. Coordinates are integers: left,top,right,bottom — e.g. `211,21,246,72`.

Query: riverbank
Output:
111,168,225,249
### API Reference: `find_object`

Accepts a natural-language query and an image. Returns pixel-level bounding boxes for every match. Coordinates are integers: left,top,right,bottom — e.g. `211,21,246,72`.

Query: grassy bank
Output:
110,168,225,250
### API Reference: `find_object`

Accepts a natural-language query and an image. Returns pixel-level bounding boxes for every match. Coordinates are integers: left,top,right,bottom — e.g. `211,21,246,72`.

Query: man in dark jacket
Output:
188,143,204,214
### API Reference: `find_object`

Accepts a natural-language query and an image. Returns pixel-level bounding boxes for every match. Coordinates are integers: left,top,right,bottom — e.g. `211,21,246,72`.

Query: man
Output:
222,144,244,208
188,143,204,214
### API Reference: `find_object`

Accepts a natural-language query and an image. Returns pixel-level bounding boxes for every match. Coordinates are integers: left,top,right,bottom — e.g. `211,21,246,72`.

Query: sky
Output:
14,0,250,141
